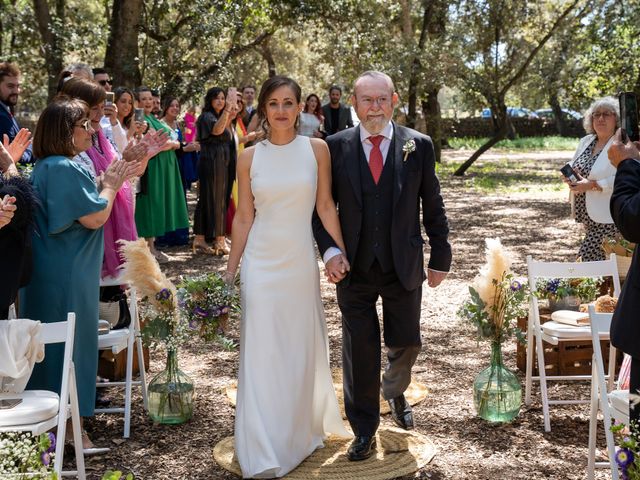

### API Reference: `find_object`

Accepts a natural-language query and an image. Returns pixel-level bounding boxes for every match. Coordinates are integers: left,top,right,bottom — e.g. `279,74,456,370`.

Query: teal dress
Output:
20,155,107,417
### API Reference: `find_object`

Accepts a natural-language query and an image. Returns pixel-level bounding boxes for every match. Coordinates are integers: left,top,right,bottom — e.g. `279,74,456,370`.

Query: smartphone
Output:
105,92,115,106
227,87,238,109
0,398,22,409
560,163,580,184
134,108,145,123
619,92,639,142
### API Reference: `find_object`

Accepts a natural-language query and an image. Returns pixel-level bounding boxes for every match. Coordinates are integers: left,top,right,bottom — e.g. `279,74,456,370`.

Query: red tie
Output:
368,135,384,184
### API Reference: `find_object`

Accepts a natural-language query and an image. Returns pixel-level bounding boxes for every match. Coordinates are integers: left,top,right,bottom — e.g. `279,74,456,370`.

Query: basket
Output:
615,254,633,281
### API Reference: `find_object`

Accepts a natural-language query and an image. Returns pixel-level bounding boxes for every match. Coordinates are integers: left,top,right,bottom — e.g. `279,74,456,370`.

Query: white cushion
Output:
609,389,629,415
98,328,129,349
0,391,59,427
541,320,592,339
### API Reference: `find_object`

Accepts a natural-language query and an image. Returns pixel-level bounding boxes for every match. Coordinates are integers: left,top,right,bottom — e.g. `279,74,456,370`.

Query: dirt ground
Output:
82,149,615,479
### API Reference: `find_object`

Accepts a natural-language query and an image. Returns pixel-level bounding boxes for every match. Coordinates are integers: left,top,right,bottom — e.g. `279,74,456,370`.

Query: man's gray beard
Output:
362,119,385,135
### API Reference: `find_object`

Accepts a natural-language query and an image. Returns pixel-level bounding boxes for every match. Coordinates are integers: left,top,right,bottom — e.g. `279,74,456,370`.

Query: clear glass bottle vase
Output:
147,349,195,425
473,340,521,422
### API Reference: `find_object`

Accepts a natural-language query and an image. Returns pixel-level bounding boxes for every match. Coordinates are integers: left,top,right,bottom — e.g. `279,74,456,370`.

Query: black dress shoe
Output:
347,435,376,461
388,394,414,430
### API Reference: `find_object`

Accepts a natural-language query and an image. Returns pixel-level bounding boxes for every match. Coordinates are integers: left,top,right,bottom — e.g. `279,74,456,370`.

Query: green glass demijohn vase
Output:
147,349,195,424
473,340,521,422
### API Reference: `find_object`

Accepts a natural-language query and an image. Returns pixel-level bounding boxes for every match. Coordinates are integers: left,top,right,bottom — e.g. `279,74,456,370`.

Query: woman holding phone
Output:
562,96,620,261
194,87,238,255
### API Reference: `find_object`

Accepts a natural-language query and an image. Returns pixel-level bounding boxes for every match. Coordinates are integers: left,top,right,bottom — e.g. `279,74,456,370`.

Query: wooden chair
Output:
524,254,621,432
0,313,86,479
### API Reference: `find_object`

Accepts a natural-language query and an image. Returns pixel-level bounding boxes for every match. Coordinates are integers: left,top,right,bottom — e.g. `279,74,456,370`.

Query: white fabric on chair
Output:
0,319,44,393
540,321,591,339
609,389,630,415
0,391,59,426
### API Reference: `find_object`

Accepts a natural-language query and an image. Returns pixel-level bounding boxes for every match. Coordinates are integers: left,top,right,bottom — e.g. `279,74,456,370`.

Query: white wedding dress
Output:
235,136,351,478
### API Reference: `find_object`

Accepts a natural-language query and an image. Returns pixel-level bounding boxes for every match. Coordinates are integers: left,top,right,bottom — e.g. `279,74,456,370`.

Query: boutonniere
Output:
402,139,416,162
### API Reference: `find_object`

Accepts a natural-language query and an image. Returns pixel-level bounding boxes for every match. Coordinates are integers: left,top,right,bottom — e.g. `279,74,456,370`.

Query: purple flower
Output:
41,451,51,467
47,432,56,452
188,320,199,330
194,306,208,317
615,447,634,468
210,307,221,317
510,281,522,291
546,279,560,294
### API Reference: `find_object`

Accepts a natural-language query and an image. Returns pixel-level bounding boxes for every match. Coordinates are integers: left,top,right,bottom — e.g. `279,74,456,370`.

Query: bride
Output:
225,76,351,478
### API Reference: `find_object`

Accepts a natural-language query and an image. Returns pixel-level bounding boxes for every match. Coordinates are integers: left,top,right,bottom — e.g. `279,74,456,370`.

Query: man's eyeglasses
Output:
98,79,112,86
358,96,391,108
74,119,92,132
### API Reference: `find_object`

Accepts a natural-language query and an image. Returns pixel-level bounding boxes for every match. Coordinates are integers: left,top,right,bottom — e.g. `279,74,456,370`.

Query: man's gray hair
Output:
353,71,395,96
583,96,620,134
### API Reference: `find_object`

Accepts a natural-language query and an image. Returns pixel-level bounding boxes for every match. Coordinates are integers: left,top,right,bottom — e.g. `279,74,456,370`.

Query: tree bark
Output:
423,88,442,162
259,36,277,78
104,0,144,88
33,0,65,101
549,93,568,136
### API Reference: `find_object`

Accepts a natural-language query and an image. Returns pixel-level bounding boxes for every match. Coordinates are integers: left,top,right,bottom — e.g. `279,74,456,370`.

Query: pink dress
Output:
86,130,137,278
184,112,197,143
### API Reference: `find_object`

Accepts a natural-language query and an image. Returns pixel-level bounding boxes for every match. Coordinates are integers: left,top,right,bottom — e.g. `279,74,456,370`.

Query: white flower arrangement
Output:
402,139,416,162
0,432,56,478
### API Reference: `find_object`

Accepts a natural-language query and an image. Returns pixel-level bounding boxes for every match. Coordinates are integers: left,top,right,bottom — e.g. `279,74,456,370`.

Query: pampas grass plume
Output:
117,238,176,310
473,238,512,318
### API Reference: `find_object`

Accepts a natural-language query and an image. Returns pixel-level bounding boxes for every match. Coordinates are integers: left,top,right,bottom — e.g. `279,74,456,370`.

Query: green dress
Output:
135,114,190,238
20,155,107,417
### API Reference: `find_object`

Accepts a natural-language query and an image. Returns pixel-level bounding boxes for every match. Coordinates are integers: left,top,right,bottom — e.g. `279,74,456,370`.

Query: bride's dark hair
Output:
256,76,302,141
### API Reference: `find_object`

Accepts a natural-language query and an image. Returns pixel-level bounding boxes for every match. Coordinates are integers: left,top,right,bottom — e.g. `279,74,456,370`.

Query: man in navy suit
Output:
313,71,451,461
0,62,32,164
608,130,640,431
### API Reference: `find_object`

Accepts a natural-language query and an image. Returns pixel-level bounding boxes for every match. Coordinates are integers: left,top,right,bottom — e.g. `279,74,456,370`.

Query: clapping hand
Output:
3,129,31,164
0,194,16,229
325,253,350,284
100,159,139,192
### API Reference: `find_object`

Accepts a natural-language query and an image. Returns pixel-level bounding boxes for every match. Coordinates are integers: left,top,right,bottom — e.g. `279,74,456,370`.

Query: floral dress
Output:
572,138,618,261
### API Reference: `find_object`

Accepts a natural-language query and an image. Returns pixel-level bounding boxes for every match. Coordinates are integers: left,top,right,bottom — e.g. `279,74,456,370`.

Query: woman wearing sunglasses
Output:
19,96,138,451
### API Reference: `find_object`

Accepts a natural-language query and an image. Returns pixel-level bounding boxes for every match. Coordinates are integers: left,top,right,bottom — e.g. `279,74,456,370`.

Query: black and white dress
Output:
572,138,619,261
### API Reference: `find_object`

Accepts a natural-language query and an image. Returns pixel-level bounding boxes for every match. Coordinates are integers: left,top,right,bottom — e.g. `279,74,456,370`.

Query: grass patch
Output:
448,136,578,151
436,157,566,194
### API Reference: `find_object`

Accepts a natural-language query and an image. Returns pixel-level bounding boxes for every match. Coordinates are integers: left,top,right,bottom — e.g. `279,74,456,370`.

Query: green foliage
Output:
0,432,56,478
447,136,578,151
101,471,134,480
610,422,640,479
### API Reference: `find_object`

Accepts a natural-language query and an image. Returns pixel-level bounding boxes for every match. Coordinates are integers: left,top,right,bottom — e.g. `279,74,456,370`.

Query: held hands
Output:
3,129,31,163
183,141,200,153
325,253,351,284
0,194,17,229
609,128,640,169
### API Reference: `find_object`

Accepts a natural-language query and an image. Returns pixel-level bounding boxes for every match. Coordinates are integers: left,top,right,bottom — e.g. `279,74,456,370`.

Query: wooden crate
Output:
98,344,150,381
516,314,621,376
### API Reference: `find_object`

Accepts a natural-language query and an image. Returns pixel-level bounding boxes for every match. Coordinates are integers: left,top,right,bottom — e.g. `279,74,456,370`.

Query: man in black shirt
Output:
322,85,354,135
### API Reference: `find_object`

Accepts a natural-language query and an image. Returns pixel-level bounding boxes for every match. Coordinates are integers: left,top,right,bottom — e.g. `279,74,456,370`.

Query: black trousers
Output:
631,356,640,433
337,261,422,436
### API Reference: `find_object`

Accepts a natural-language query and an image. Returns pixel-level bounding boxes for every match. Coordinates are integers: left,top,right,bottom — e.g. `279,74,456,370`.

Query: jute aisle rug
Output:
224,369,429,418
213,426,436,479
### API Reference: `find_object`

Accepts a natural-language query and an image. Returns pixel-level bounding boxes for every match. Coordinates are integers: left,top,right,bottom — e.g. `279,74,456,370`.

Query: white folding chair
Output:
587,306,629,480
0,313,86,479
8,303,16,319
96,276,148,438
525,254,621,432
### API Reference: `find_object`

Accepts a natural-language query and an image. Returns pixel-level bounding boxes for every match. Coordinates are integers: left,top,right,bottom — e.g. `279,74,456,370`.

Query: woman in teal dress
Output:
133,87,189,264
20,97,137,450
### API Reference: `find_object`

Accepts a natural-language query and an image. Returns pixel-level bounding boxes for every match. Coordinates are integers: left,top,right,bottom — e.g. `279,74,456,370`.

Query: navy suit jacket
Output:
0,101,33,163
313,122,452,291
610,158,640,358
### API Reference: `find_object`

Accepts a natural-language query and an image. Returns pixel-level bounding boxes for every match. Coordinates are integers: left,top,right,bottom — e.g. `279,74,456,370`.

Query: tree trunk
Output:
104,0,143,88
422,88,442,163
453,132,506,176
549,93,568,136
33,0,65,101
259,37,276,78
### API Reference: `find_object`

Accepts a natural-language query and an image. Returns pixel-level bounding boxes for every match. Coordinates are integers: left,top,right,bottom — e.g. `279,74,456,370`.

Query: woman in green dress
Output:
133,87,189,263
20,97,138,450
